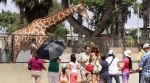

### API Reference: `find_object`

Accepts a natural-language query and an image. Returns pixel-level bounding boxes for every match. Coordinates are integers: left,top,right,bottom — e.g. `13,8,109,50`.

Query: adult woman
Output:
89,46,102,83
106,50,120,83
28,53,46,83
48,57,61,83
121,50,133,83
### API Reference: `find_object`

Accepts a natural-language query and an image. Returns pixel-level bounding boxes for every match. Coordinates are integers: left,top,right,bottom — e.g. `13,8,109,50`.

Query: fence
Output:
0,34,145,62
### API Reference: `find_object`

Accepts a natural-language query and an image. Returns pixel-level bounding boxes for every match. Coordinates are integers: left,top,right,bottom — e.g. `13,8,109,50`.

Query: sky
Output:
0,0,143,29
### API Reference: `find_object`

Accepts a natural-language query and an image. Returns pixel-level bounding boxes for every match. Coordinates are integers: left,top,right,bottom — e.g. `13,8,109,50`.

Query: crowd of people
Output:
27,43,150,83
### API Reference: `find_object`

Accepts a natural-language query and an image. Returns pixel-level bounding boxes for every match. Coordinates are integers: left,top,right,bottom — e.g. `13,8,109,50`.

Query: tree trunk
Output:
92,0,115,37
118,7,126,59
19,5,24,28
141,0,150,42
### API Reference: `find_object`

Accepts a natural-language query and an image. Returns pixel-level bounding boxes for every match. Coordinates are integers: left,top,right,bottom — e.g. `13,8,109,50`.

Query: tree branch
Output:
92,0,115,37
61,0,93,37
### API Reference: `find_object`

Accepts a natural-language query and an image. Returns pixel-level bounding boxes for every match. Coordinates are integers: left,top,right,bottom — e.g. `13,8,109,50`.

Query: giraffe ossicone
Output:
6,0,89,62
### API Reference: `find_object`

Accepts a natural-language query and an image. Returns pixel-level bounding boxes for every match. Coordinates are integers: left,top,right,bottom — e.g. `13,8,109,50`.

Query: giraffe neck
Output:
35,5,77,31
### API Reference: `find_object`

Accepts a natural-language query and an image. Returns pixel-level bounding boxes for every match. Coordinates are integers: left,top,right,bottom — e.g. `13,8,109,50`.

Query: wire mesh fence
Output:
0,34,145,63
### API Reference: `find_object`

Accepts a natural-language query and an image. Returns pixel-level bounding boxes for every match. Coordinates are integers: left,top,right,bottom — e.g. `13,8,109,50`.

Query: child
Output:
68,54,79,83
100,55,110,83
59,63,69,83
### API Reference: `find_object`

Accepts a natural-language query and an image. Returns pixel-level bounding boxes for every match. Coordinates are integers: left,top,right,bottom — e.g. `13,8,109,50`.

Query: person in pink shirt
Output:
28,53,47,83
121,50,133,83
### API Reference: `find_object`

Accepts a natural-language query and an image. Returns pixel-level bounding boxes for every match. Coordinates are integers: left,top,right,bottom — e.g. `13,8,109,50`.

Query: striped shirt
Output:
139,50,150,77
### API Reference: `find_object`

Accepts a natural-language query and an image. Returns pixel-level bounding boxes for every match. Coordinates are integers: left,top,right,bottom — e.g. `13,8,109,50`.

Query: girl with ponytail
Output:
121,50,133,83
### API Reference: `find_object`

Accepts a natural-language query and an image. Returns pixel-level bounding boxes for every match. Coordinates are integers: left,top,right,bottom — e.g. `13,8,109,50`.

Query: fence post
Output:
122,37,126,60
11,34,14,62
87,35,91,47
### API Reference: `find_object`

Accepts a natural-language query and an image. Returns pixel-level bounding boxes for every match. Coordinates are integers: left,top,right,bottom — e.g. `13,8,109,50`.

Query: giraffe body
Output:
6,1,89,62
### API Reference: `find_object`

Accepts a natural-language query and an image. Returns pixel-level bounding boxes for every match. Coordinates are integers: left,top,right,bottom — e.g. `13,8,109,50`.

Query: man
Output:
137,44,145,83
137,43,150,83
78,46,91,83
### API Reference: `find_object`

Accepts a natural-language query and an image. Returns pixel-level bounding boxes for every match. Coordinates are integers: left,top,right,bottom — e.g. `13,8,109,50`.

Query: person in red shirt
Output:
121,50,133,83
28,53,46,83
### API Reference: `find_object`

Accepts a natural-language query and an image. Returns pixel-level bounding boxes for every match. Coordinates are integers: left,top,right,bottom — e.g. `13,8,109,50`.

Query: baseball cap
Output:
143,43,150,48
108,50,114,54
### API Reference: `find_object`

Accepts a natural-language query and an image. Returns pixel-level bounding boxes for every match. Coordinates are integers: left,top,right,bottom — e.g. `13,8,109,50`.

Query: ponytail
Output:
62,68,66,75
127,57,132,70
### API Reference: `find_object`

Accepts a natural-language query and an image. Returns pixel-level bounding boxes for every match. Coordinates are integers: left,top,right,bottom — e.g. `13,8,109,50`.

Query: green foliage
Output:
70,0,137,34
48,2,63,15
13,0,53,22
125,28,137,47
47,24,69,37
46,2,67,37
0,10,20,34
83,41,95,47
126,29,137,38
70,0,108,29
125,36,135,47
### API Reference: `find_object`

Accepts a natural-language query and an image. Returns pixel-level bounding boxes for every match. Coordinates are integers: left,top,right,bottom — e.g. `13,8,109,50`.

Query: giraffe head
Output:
75,0,89,20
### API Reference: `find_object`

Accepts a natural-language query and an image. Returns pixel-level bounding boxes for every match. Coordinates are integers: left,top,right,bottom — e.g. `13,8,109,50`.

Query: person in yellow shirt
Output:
137,44,145,83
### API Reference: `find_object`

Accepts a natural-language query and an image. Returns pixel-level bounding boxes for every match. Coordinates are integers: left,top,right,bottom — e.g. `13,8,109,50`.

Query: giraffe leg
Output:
13,50,20,62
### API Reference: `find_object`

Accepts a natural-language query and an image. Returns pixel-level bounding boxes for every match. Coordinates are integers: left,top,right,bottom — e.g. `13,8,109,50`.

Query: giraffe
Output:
6,0,89,62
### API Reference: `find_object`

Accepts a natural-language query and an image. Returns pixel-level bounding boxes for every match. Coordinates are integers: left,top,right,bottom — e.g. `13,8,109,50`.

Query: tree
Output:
62,0,115,54
12,0,53,23
0,0,6,4
141,0,150,39
63,0,115,37
47,23,69,37
0,10,20,34
62,0,138,54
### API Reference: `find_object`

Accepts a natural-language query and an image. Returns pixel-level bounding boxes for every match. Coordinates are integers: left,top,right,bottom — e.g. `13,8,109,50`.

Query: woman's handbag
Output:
85,63,94,72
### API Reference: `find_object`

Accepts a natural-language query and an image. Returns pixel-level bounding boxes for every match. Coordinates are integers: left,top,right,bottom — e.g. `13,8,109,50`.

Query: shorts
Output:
80,67,91,82
122,71,129,82
70,73,77,83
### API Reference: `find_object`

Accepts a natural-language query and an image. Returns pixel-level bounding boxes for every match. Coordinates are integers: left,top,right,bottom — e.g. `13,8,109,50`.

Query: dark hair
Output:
34,54,38,61
127,57,132,70
84,46,90,50
70,54,76,63
91,46,100,57
139,43,144,48
62,67,66,75
101,55,106,61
